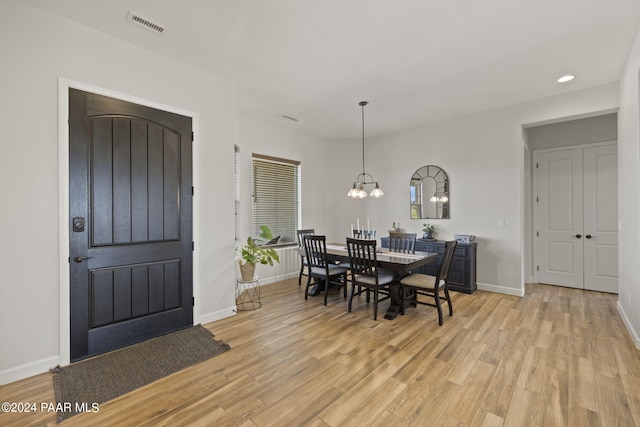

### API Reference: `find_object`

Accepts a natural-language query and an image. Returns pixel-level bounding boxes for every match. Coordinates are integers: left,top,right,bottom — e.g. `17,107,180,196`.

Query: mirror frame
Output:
410,165,450,219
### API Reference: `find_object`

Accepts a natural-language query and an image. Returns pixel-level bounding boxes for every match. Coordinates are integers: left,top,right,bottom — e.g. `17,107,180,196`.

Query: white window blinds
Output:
251,154,300,245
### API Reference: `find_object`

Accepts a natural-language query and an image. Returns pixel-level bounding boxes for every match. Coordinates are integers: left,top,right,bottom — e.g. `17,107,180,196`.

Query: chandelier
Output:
347,101,384,198
430,188,449,203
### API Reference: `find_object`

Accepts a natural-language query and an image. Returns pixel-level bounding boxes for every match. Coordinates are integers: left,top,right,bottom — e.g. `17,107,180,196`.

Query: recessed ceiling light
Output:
557,74,575,83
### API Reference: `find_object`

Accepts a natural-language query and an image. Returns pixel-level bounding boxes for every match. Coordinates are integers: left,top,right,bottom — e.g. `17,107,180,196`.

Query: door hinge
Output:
536,162,539,168
192,297,195,307
536,196,539,202
192,241,195,251
68,256,71,263
537,265,539,271
191,131,194,141
536,231,539,237
192,186,194,196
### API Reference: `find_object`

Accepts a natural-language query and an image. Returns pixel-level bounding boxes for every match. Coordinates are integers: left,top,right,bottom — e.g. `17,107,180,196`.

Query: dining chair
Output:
380,232,418,279
296,229,315,286
303,235,348,306
399,240,457,325
346,237,395,320
352,229,376,239
388,232,417,253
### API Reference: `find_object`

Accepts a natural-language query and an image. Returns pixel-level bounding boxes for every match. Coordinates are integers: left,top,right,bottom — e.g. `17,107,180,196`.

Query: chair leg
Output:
444,286,453,316
304,275,312,300
323,277,329,306
342,274,348,298
373,287,378,320
298,260,304,286
348,281,356,312
434,290,443,325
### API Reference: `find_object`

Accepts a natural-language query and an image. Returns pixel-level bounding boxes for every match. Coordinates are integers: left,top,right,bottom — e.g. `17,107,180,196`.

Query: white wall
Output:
0,1,235,384
325,84,620,296
617,28,640,348
526,113,617,151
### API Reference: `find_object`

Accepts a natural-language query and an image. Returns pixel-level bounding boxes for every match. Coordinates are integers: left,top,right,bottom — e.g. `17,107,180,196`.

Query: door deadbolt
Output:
72,217,85,232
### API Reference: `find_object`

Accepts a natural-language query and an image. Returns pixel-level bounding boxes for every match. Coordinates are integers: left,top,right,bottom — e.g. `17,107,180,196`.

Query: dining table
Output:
324,243,439,320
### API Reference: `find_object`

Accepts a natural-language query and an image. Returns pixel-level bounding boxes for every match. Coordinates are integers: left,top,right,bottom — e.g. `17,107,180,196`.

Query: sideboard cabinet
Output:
380,238,477,294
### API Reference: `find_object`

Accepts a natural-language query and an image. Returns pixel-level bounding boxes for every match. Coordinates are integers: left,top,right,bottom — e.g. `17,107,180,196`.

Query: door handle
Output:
585,235,597,239
571,234,582,239
73,256,94,263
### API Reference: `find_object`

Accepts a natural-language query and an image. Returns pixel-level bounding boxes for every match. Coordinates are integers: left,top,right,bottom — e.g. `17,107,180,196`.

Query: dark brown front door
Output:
69,89,193,361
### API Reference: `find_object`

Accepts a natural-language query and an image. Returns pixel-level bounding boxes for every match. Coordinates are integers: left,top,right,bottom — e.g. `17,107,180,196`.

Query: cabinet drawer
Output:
415,241,468,257
415,241,441,253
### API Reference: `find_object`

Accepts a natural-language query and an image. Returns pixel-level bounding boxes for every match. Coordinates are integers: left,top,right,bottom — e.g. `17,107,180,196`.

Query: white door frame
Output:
57,78,200,366
532,140,617,287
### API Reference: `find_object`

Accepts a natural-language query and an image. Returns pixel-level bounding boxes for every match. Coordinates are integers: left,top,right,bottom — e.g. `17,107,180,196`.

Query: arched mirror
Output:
410,165,449,219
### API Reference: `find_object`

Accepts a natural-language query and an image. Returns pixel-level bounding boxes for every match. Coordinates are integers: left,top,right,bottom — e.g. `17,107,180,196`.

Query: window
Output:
252,154,300,245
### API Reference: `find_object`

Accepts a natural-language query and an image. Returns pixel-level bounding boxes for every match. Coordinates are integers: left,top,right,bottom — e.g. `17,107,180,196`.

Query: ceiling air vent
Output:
127,11,165,35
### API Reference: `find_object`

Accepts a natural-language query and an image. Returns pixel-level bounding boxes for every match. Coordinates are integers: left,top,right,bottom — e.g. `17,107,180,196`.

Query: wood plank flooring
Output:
1,280,639,426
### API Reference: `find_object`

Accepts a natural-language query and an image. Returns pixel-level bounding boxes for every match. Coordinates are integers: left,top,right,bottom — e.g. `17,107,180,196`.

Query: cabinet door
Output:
418,259,439,276
448,257,466,286
416,241,442,275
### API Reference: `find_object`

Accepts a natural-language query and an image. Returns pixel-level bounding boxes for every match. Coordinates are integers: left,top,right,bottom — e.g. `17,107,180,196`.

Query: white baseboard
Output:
198,306,237,326
0,355,60,385
476,282,525,297
258,272,297,286
617,301,640,349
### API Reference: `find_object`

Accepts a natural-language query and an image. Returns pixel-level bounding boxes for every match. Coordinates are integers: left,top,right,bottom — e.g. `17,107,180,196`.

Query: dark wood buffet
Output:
381,238,477,294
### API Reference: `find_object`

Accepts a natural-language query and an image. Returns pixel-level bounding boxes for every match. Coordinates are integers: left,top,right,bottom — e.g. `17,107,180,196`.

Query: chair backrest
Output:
436,240,458,285
297,229,315,247
352,229,376,239
346,238,378,280
302,234,330,269
388,232,417,253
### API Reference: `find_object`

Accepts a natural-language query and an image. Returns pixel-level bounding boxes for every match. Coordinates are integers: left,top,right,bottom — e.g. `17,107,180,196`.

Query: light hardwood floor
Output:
2,280,639,426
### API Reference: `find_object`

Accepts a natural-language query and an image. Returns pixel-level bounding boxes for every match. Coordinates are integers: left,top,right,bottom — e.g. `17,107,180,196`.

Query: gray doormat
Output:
51,324,230,422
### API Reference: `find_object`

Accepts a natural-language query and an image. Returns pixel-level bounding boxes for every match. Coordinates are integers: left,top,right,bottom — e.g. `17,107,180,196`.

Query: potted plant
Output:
422,223,436,240
238,226,280,281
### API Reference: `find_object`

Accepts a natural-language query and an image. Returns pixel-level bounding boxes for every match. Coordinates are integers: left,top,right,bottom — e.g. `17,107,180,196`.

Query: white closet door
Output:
537,149,584,289
583,144,618,293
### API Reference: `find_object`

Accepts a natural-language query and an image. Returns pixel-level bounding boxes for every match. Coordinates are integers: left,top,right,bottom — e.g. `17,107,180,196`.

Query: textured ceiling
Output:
22,0,640,139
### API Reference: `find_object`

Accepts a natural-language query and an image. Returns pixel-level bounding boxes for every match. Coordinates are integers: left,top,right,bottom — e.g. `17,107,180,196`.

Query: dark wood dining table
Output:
324,243,439,319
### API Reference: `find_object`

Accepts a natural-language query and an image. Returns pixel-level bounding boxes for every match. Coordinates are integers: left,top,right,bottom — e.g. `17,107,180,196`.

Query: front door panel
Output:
69,89,193,361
